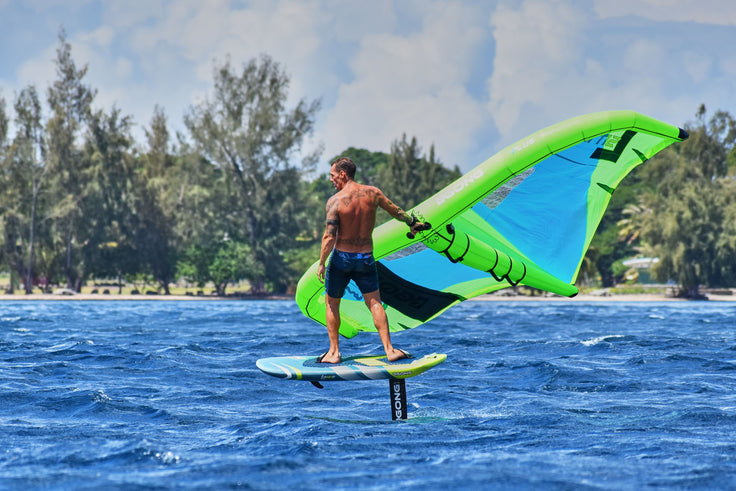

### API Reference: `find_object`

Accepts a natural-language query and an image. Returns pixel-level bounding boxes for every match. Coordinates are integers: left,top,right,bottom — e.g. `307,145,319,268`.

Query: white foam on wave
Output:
581,334,625,346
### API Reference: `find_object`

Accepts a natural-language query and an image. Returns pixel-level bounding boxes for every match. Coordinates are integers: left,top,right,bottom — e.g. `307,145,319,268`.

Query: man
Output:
316,157,428,364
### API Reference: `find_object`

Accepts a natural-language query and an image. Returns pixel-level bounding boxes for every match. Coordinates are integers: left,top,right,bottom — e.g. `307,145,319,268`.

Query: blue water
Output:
2,300,736,489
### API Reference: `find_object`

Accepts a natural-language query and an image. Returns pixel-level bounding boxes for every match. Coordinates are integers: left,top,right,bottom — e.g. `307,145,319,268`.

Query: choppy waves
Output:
2,300,736,489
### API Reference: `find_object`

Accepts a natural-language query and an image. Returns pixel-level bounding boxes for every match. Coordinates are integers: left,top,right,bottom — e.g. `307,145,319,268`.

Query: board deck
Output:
256,352,446,382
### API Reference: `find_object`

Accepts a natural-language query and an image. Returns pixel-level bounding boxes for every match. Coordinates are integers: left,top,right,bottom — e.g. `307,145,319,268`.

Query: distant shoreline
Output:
472,293,736,302
0,293,292,301
1,292,735,302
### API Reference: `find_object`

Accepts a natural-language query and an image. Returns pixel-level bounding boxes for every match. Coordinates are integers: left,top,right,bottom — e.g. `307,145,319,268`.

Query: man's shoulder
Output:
326,193,341,211
357,183,382,196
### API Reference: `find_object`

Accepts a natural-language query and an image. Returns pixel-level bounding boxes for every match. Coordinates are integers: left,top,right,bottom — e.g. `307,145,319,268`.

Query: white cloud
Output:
593,0,736,26
487,1,595,141
102,0,167,28
3,0,736,173
122,0,331,95
323,1,489,168
621,39,668,74
25,0,95,11
81,25,116,48
90,0,336,145
16,44,58,91
486,0,736,151
721,55,736,80
115,57,133,79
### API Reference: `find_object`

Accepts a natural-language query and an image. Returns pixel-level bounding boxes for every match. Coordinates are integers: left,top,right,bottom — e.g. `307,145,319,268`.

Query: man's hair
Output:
331,157,356,179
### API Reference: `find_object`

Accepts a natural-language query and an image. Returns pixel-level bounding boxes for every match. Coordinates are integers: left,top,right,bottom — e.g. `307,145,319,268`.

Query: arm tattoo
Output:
325,218,339,237
391,203,412,224
325,222,338,237
326,197,339,217
397,207,411,224
377,189,412,224
325,197,340,237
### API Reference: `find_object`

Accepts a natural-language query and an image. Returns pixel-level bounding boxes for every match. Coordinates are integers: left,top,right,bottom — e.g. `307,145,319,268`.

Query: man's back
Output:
331,181,379,253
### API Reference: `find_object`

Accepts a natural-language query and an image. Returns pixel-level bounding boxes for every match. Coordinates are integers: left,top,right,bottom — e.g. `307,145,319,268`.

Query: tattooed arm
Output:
317,196,340,283
375,188,414,225
375,187,430,237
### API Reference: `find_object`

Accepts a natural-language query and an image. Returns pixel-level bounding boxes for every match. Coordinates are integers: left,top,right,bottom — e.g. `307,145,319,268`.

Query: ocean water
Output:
1,300,736,490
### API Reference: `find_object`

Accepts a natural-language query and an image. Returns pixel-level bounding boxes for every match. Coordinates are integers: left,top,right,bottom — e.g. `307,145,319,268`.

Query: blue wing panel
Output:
471,137,605,282
380,247,486,292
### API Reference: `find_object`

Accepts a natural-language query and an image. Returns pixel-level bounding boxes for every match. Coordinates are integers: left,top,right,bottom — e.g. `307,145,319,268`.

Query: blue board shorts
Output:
325,250,379,298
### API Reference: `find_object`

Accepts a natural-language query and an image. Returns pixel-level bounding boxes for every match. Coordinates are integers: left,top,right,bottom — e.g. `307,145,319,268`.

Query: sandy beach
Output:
1,291,734,302
473,293,736,302
0,292,293,301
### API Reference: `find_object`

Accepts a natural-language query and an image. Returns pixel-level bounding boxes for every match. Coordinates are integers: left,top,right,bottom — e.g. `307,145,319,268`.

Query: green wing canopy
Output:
297,111,688,338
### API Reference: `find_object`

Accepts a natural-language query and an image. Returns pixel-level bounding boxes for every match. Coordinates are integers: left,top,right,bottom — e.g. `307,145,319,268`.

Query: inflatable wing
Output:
297,111,688,338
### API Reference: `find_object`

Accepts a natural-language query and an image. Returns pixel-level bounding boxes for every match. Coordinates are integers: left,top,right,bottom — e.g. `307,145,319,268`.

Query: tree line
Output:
1,31,734,298
0,31,460,296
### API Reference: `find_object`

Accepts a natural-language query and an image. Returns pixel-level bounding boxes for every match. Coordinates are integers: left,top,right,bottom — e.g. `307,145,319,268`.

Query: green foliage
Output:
177,241,262,296
81,107,136,279
611,260,630,281
133,106,178,293
45,28,97,291
210,241,262,296
628,107,736,297
184,55,320,293
177,244,213,289
379,134,461,211
3,28,735,299
2,85,48,293
0,94,8,146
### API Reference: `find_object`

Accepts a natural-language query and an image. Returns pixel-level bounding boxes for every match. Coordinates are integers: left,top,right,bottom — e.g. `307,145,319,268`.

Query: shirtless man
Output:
316,157,428,363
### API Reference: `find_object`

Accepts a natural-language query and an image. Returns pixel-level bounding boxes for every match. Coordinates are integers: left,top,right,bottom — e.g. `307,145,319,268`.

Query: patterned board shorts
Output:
325,250,379,298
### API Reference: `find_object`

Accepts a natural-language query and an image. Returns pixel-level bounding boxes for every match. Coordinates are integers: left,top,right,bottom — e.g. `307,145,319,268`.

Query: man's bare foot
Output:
387,348,412,362
316,351,341,364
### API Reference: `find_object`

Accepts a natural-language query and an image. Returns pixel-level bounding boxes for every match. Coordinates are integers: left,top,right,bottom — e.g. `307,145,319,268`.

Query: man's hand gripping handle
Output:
406,215,432,239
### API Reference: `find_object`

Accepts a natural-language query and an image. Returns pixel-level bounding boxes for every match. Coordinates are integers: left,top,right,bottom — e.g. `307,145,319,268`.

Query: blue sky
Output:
1,0,735,172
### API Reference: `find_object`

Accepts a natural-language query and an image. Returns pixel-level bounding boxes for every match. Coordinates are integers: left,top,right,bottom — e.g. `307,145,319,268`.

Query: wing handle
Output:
406,221,432,239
